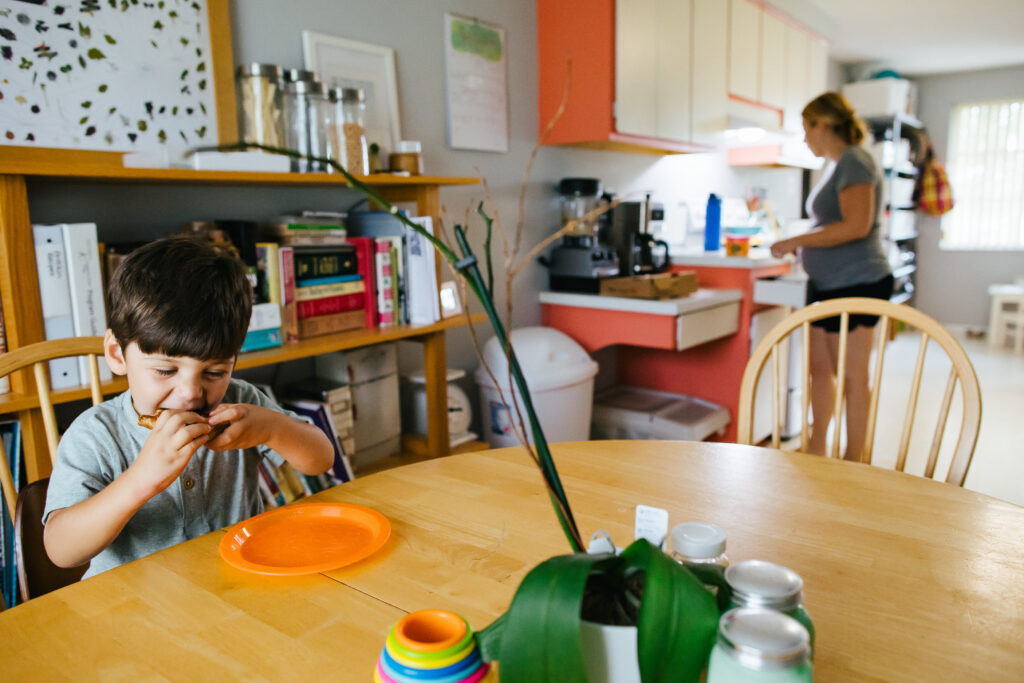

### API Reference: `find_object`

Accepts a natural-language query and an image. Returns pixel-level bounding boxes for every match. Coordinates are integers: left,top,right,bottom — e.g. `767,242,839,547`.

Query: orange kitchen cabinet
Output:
537,0,715,154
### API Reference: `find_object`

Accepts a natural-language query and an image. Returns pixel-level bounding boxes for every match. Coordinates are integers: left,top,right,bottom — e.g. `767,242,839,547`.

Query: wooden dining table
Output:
2,440,1022,681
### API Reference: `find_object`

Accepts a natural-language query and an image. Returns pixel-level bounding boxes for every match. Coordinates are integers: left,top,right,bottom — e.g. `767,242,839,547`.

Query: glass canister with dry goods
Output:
340,87,369,175
236,63,284,149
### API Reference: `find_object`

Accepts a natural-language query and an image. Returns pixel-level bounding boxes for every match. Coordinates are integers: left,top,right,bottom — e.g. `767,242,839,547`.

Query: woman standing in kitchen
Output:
770,92,893,461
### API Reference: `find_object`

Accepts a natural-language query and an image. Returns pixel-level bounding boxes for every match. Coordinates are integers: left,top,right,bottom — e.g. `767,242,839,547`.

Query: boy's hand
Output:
130,410,213,497
204,403,276,452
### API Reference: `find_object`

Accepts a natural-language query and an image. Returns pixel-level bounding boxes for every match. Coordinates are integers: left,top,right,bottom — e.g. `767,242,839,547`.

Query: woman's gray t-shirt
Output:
801,145,891,290
43,378,292,578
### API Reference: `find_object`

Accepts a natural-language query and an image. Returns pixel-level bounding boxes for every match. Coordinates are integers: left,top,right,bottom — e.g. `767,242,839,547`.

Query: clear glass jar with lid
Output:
670,522,728,566
340,87,369,175
235,63,284,148
305,80,332,173
724,560,815,654
282,77,314,172
707,608,812,683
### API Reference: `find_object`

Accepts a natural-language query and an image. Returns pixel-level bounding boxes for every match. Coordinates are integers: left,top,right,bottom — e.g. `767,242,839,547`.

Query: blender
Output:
545,177,620,293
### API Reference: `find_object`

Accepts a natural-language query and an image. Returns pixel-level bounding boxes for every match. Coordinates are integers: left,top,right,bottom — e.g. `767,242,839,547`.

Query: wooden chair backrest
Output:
0,337,107,518
736,298,982,486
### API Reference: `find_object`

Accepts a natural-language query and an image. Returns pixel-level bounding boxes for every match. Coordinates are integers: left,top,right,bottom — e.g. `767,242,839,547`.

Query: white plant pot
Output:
579,620,640,683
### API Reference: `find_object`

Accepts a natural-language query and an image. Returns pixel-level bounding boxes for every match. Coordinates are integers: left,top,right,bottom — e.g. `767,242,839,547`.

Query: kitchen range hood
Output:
720,97,823,170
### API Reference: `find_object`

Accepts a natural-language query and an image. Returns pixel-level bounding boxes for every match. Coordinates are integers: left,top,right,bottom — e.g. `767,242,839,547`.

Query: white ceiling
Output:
788,0,1024,77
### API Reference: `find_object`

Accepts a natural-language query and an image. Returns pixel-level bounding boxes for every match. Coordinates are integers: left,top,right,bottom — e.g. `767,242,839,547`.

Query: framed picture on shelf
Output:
0,0,236,153
302,31,402,159
439,281,464,319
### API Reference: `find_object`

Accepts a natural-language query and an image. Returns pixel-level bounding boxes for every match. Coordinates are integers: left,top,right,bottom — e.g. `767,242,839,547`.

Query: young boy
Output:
43,236,334,577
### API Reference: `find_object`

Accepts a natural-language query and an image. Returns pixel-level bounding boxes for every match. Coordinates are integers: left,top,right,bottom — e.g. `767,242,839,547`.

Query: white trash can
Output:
475,327,598,448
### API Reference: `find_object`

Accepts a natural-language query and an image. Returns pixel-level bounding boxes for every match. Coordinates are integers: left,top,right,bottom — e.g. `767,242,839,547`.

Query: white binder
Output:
32,224,80,389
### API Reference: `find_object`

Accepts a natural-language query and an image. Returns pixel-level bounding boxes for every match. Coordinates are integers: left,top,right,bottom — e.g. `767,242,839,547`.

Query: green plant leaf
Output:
681,561,732,612
484,552,613,682
621,540,719,683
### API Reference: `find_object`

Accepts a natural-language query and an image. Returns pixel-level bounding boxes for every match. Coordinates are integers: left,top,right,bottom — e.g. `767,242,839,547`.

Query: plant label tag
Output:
634,505,669,549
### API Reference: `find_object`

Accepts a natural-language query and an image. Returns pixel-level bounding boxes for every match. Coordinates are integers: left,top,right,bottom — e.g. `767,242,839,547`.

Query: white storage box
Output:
591,386,729,442
476,327,598,448
842,78,916,117
316,343,398,384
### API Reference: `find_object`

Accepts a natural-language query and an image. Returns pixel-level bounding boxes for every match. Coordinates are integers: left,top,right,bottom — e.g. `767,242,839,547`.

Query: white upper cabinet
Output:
783,21,810,132
759,10,786,109
615,0,659,138
808,36,828,99
729,0,761,102
655,0,693,142
691,0,729,145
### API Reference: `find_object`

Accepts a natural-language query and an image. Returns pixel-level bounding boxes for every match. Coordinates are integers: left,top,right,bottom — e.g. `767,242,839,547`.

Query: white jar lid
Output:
395,140,422,153
671,522,726,558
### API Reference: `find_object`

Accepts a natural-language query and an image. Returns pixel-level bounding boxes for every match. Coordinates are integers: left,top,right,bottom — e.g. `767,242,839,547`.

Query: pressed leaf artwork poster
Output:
0,0,218,151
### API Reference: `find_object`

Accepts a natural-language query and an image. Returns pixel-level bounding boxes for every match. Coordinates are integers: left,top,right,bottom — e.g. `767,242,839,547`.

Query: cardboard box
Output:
315,342,398,384
599,271,698,300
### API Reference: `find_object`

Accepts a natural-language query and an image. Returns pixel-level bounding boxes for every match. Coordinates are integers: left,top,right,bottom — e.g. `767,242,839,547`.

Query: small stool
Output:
988,284,1024,352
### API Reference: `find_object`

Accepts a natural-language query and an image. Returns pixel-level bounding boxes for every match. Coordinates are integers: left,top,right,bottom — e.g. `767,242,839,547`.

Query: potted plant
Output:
206,104,723,681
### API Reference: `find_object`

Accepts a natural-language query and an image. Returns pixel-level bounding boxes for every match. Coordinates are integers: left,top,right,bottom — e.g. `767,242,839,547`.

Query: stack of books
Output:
293,244,366,338
284,377,356,459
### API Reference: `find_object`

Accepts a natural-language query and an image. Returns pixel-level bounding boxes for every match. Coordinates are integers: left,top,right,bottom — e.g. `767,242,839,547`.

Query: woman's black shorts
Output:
806,274,895,333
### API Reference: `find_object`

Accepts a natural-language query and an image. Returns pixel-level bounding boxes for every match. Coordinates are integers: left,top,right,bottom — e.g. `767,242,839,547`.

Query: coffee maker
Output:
606,196,671,277
544,178,620,293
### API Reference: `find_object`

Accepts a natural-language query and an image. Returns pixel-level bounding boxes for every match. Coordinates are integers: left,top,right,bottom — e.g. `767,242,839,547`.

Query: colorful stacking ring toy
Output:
375,609,494,683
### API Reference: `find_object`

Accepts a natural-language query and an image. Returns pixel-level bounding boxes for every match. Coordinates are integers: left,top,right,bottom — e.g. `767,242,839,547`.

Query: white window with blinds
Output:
941,98,1024,250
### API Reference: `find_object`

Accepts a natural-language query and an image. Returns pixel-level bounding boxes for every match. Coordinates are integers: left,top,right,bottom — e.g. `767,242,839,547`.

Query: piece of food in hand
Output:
137,408,230,439
137,409,164,430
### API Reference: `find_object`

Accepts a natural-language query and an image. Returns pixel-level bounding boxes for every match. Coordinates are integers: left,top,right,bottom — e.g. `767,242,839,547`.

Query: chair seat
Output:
15,479,89,600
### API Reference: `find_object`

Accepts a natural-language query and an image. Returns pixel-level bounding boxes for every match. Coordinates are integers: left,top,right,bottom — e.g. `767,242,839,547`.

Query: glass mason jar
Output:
235,63,284,149
707,608,812,683
340,87,369,175
724,560,815,655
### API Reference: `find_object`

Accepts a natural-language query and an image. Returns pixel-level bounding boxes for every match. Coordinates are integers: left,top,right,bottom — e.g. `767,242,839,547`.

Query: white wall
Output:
913,64,1024,326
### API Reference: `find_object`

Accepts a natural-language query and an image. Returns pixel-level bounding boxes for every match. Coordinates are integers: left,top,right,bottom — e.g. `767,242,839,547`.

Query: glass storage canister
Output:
707,608,812,683
283,78,316,172
340,87,369,176
389,140,424,175
236,63,284,148
305,80,332,173
724,560,815,654
326,87,348,173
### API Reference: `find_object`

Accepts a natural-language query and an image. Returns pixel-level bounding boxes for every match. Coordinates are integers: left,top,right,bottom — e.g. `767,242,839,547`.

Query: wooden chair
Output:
0,336,108,602
736,298,982,486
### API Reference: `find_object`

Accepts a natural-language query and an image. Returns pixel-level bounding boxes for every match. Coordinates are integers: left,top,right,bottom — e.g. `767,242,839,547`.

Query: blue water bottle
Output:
704,193,722,252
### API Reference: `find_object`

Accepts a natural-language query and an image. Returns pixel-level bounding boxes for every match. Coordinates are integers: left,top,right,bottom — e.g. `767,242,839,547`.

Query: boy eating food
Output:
44,236,334,577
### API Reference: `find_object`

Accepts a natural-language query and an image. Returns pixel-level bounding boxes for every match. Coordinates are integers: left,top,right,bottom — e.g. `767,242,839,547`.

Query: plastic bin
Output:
475,327,598,448
591,386,729,442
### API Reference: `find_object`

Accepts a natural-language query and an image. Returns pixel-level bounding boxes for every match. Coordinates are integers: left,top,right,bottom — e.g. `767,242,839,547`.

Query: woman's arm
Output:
771,183,875,256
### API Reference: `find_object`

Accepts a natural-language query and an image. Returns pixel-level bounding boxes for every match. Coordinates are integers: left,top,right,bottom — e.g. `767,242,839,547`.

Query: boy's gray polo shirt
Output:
44,378,294,579
801,145,891,291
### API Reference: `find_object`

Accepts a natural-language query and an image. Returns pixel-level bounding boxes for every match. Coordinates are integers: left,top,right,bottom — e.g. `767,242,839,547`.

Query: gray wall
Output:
913,64,1024,326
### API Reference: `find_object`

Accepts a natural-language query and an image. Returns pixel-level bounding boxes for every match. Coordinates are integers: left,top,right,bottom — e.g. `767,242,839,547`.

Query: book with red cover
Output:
344,236,378,330
296,291,366,319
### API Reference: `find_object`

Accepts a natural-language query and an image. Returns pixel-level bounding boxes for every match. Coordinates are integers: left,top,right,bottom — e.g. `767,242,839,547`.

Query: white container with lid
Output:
670,522,728,566
591,386,729,442
475,326,598,448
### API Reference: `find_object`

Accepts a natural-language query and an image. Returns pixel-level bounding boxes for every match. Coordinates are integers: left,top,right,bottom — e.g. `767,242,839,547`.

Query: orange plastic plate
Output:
219,502,391,575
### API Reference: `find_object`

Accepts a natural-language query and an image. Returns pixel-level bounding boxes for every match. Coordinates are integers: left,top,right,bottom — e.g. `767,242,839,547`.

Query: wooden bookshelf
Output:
0,146,482,480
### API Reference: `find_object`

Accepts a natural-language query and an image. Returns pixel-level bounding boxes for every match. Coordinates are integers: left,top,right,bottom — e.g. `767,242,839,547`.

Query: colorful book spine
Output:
240,327,283,352
295,273,361,287
32,224,80,389
256,462,286,508
344,236,379,331
293,246,358,280
255,242,282,305
297,309,366,338
282,399,354,483
375,240,395,326
296,292,365,319
294,279,365,302
278,246,299,343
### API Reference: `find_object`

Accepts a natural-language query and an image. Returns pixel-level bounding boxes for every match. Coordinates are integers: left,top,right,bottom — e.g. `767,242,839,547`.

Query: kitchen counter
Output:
538,287,742,315
668,246,790,268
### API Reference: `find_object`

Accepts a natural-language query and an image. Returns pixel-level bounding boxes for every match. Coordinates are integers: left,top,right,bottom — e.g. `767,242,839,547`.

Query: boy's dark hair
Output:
107,236,253,360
